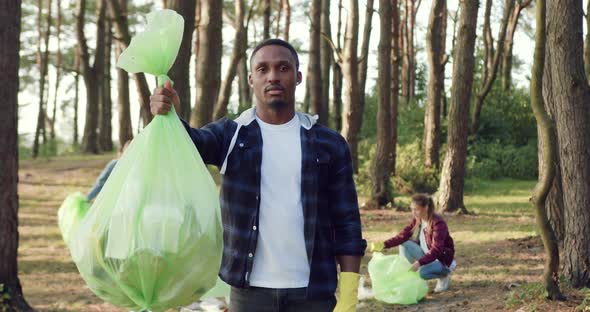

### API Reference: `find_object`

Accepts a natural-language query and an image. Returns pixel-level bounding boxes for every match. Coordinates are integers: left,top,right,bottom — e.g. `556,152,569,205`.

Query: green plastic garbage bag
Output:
368,253,428,305
68,9,223,312
201,277,230,299
57,192,90,244
117,9,184,85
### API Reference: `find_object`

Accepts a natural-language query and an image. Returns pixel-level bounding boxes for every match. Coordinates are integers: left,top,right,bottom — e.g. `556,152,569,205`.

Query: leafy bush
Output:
467,140,538,180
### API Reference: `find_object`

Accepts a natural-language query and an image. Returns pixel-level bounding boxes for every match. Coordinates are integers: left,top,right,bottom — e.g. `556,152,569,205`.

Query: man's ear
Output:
296,71,302,85
248,73,254,87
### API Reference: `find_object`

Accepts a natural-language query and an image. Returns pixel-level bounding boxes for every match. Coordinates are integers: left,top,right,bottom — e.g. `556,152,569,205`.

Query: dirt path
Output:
17,156,588,311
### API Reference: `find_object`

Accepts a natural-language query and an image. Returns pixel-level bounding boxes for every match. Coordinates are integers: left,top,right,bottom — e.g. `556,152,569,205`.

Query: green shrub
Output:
467,140,538,180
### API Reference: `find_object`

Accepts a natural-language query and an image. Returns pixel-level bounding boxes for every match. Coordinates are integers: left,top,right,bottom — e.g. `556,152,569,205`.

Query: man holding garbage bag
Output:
150,39,366,311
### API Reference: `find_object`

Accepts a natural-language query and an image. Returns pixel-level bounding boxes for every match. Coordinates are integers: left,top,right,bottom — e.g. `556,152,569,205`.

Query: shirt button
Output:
253,226,257,231
248,253,253,258
255,195,259,200
239,142,244,148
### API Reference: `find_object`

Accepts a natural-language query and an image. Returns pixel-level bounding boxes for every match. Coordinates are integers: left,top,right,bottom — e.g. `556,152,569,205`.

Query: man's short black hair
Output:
249,38,300,70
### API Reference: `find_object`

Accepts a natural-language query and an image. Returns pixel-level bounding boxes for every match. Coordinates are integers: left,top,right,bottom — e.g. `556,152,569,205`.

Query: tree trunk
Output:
283,0,291,41
0,1,35,309
50,0,62,141
191,0,222,127
541,45,565,244
585,0,590,82
400,0,409,100
358,0,374,128
106,0,152,126
424,0,446,169
471,0,514,135
408,0,418,99
481,0,493,87
547,0,590,288
308,0,322,120
530,0,565,299
390,0,401,176
237,57,251,113
331,0,344,130
340,0,361,172
33,0,52,158
436,0,478,214
263,0,271,40
319,0,331,126
99,17,113,152
78,0,106,154
502,0,531,92
276,0,283,37
114,0,132,147
165,0,196,120
371,0,393,207
213,0,246,120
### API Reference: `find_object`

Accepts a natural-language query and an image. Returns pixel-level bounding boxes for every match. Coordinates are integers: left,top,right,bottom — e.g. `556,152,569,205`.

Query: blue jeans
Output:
229,286,336,312
399,240,450,280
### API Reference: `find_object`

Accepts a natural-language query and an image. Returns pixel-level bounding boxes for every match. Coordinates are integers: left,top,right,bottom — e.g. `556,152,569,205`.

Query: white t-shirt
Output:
248,114,310,288
419,221,429,254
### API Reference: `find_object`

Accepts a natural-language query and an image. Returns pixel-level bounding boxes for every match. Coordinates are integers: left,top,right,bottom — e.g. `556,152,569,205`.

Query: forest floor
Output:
16,154,590,312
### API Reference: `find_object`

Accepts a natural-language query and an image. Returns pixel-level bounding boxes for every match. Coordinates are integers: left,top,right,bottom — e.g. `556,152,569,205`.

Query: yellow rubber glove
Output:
333,272,359,312
368,241,384,253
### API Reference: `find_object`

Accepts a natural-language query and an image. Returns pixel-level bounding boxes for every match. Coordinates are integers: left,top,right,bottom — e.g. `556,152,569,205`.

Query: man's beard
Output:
268,99,288,110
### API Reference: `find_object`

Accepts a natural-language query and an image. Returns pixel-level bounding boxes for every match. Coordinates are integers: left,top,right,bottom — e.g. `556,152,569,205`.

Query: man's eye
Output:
257,67,266,72
280,66,289,71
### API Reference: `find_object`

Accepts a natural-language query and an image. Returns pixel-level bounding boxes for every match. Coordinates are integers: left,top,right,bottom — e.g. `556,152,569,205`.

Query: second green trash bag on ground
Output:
68,109,223,312
368,252,428,305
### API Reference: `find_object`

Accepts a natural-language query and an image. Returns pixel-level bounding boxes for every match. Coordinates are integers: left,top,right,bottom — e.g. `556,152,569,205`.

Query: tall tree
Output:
263,0,271,40
436,0,478,214
501,0,532,91
50,0,62,141
400,0,419,101
331,0,344,130
585,0,590,82
73,47,81,145
470,0,514,135
283,0,291,40
371,0,393,206
390,0,401,175
547,0,590,288
32,0,52,158
340,0,361,171
99,17,114,152
0,0,34,309
191,0,222,127
164,0,196,120
213,0,249,120
113,0,132,146
77,0,106,154
358,0,374,128
106,0,153,126
530,0,564,299
308,0,322,121
424,0,447,169
319,0,331,126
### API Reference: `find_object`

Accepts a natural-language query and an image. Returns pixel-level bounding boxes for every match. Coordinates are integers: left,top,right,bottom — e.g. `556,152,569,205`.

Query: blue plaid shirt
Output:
180,109,366,299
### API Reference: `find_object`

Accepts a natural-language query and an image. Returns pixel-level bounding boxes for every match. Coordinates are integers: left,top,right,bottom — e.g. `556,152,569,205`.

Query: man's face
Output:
249,45,302,110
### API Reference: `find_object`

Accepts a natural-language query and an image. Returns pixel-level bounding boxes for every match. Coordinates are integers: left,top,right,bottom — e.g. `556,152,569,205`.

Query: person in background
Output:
86,140,131,202
370,193,457,292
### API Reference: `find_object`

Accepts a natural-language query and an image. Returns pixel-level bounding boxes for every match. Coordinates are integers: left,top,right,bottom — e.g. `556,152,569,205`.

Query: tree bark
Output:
400,0,409,100
320,0,331,126
436,0,478,214
263,0,271,40
547,0,590,288
530,0,565,300
106,0,152,126
99,17,113,152
340,0,361,172
471,0,514,135
213,0,246,120
481,0,493,86
165,0,196,120
358,0,374,129
0,1,35,309
424,0,446,169
371,0,393,207
283,0,291,41
191,0,222,127
307,0,322,121
50,0,62,141
237,57,252,113
502,0,531,92
390,0,401,176
331,0,344,130
113,0,132,147
585,0,590,82
33,0,52,158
